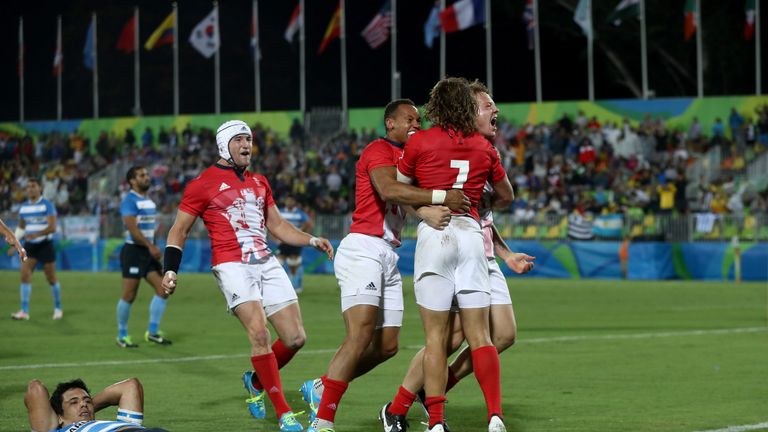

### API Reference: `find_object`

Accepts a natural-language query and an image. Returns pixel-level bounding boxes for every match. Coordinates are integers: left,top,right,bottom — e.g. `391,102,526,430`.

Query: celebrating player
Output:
9,178,62,321
394,78,514,432
380,80,535,432
303,99,470,432
115,166,171,348
161,120,333,432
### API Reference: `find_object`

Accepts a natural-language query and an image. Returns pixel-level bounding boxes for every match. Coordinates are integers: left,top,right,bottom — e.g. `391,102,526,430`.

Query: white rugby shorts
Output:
212,256,298,316
334,233,404,328
488,258,512,305
413,216,491,311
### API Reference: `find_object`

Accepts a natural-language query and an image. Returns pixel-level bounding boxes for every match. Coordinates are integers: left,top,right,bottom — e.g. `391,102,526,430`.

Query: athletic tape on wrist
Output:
431,190,447,205
14,227,25,240
163,246,183,274
309,237,321,248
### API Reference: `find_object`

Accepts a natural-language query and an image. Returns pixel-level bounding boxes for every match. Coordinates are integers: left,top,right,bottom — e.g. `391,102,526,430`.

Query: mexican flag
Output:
745,0,756,40
606,0,639,26
684,0,697,41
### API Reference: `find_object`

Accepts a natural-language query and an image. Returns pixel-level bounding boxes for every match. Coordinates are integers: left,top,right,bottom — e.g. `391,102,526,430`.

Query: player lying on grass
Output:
25,377,166,431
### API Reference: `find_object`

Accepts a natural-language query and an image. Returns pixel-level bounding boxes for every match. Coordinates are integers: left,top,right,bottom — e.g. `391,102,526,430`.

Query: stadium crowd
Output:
1,106,767,226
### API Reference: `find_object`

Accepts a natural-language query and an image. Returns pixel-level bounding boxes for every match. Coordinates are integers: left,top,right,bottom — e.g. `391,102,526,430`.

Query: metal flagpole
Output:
173,2,179,115
696,0,703,98
757,0,762,95
587,0,594,101
254,0,262,112
57,15,62,121
640,0,648,99
485,0,492,94
300,0,306,114
341,0,348,128
534,0,542,103
19,17,24,123
391,0,398,100
92,13,99,119
134,7,141,115
214,2,221,114
440,0,446,78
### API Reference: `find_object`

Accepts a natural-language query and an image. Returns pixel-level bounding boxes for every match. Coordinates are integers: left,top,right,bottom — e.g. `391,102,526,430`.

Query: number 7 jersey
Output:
398,126,506,221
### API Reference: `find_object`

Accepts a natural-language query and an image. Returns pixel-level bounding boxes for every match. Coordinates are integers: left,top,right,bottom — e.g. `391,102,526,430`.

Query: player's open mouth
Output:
240,150,250,156
490,116,497,127
407,130,417,137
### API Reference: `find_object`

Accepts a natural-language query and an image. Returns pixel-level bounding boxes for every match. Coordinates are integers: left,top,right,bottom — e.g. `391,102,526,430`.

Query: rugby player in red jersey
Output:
394,78,514,432
161,120,334,432
304,99,470,432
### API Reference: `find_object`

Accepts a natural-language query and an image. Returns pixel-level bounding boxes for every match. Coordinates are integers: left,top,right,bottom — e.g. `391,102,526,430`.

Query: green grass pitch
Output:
0,271,766,431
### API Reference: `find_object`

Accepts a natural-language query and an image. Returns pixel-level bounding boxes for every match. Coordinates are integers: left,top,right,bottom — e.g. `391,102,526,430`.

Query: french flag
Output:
439,0,485,33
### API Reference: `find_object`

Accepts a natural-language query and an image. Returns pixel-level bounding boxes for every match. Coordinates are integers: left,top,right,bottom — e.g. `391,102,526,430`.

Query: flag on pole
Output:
117,15,136,53
745,0,756,40
361,0,392,49
189,8,220,58
574,0,592,38
18,18,24,77
606,0,639,26
83,20,95,69
53,23,63,76
439,0,485,33
318,2,341,54
145,11,175,50
424,2,440,48
523,0,534,50
285,3,302,43
684,0,697,41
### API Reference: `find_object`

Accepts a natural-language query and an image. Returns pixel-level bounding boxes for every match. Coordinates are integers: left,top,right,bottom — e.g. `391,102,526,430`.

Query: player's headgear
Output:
216,120,252,166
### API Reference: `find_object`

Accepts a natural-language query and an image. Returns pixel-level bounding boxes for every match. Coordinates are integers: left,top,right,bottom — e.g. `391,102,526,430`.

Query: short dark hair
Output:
384,99,416,124
27,178,41,186
50,379,90,416
126,166,145,183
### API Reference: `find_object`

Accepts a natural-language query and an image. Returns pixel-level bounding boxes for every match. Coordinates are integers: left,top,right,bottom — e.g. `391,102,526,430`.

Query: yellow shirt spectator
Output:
657,183,676,210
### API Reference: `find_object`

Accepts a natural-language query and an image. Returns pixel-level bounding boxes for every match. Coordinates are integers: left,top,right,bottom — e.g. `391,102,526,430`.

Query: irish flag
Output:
684,0,697,41
439,0,485,33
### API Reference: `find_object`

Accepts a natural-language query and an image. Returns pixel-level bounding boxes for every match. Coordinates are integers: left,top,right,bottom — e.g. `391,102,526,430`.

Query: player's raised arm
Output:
92,378,144,423
265,205,333,260
161,210,198,294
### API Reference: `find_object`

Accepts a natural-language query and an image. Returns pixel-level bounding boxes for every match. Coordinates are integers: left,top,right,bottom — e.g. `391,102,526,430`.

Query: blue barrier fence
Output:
1,239,765,281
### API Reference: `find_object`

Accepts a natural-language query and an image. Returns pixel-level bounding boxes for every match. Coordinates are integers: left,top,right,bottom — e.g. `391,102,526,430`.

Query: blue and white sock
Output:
20,283,31,313
148,295,167,335
50,282,62,310
117,299,132,339
116,408,143,425
294,266,304,290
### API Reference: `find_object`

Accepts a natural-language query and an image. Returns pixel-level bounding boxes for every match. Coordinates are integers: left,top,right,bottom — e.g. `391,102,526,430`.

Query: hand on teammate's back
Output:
417,205,452,230
444,189,471,213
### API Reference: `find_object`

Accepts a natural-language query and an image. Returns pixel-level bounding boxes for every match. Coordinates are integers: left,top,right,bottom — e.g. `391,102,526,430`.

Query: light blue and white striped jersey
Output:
19,197,56,244
54,420,145,431
279,206,309,229
120,190,157,245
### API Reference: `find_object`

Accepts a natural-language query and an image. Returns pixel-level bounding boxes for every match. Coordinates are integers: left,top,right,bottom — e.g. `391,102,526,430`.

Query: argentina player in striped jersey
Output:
277,196,313,293
24,377,167,432
9,178,62,321
116,167,171,348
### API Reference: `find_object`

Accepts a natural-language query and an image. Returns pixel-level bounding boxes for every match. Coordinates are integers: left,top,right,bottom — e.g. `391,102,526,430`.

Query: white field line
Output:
691,422,768,432
1,327,765,371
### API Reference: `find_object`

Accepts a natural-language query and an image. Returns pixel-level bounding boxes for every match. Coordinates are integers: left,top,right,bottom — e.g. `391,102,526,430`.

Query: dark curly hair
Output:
468,79,490,97
50,379,90,416
423,77,478,137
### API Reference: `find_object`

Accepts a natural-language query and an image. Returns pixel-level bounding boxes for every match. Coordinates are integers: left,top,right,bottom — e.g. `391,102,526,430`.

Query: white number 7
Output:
450,160,469,189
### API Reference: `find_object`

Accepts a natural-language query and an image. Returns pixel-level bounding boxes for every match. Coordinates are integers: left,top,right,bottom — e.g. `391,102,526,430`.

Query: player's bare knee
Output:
379,342,399,360
283,333,306,351
25,380,47,405
493,331,516,351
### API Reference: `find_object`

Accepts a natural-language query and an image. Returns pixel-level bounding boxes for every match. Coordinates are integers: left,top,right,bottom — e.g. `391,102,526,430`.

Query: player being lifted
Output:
161,120,334,432
303,99,470,432
395,77,514,432
379,80,535,432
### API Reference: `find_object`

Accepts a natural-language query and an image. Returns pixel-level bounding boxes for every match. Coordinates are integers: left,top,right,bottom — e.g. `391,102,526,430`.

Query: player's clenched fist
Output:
161,271,177,295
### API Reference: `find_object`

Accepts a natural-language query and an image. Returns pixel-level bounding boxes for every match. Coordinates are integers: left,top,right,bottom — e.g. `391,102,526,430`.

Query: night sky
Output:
0,0,764,122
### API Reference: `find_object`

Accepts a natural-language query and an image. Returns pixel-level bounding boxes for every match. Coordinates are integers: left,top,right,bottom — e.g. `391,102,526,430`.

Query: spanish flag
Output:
318,2,341,54
145,11,175,50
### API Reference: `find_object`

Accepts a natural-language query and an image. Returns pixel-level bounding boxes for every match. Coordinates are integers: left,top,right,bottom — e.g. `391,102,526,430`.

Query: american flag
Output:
361,0,392,49
523,0,535,51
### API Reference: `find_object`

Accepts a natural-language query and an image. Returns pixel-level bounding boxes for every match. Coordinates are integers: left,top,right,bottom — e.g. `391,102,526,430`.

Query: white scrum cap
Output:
216,120,252,162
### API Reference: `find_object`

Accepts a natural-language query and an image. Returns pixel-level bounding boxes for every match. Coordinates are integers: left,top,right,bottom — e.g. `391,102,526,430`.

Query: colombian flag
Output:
145,11,175,50
318,2,341,54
